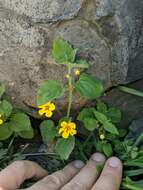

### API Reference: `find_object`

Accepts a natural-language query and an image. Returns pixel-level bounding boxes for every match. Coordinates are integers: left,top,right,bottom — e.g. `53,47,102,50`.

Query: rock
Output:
80,0,143,84
1,0,84,22
0,0,143,116
95,0,114,20
0,7,46,49
102,79,143,128
126,119,143,139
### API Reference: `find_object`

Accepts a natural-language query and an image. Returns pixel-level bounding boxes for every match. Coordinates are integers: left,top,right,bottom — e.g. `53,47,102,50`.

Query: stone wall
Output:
0,0,143,114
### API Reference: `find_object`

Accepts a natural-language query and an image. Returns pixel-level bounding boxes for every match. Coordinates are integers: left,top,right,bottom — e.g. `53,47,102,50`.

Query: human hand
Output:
0,153,122,190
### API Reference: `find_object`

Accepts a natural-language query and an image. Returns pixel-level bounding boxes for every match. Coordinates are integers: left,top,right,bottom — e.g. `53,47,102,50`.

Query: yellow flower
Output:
100,134,105,140
0,119,3,125
59,121,77,139
38,102,56,118
74,69,80,76
65,74,70,79
0,114,4,125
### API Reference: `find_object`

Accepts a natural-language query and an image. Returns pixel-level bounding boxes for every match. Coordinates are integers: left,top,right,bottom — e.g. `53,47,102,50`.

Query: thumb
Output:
0,161,48,190
92,157,122,190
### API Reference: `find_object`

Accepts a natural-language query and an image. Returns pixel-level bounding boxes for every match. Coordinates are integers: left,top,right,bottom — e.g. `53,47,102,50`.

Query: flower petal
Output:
62,131,70,139
61,121,68,127
49,103,56,111
38,102,51,108
69,122,76,129
75,69,80,75
0,119,3,125
59,127,64,134
70,129,77,136
45,110,53,118
38,109,45,116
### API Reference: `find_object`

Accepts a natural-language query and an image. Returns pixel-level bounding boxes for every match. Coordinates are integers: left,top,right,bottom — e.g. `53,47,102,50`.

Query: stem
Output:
67,65,73,118
23,152,57,157
59,62,88,68
76,140,88,161
8,134,16,151
83,132,93,148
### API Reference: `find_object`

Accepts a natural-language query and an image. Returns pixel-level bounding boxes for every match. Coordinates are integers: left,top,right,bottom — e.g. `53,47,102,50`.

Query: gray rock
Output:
111,0,143,84
80,0,143,84
102,79,143,128
0,0,143,116
126,119,143,139
1,0,84,22
95,0,114,20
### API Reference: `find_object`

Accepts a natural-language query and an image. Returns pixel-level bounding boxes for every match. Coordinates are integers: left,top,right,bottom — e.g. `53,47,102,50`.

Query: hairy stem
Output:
67,65,73,118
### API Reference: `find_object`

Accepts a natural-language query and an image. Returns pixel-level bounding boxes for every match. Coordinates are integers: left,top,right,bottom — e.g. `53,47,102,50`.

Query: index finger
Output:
0,161,48,190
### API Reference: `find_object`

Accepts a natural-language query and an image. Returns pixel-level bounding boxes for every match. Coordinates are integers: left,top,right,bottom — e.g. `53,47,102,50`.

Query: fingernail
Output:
91,153,105,162
73,160,85,169
108,157,121,168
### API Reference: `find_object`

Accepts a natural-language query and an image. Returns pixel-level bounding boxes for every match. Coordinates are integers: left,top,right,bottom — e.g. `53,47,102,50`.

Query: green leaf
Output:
119,86,143,98
96,101,122,124
96,141,103,152
77,108,95,122
0,100,13,118
13,153,26,161
131,150,138,159
122,177,143,190
103,121,119,135
124,169,143,177
96,100,107,114
103,143,113,157
118,129,127,138
18,128,34,139
40,120,57,143
93,110,107,124
94,111,119,135
96,164,104,173
52,38,77,64
0,123,13,140
73,59,89,68
83,117,98,131
37,80,64,106
106,107,121,123
10,113,32,132
0,149,8,159
0,84,6,99
75,74,103,99
55,136,75,160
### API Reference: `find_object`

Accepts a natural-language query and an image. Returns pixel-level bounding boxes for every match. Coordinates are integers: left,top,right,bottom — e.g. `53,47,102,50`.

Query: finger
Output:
0,188,8,190
27,160,85,190
0,161,48,190
92,157,122,190
61,153,106,190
